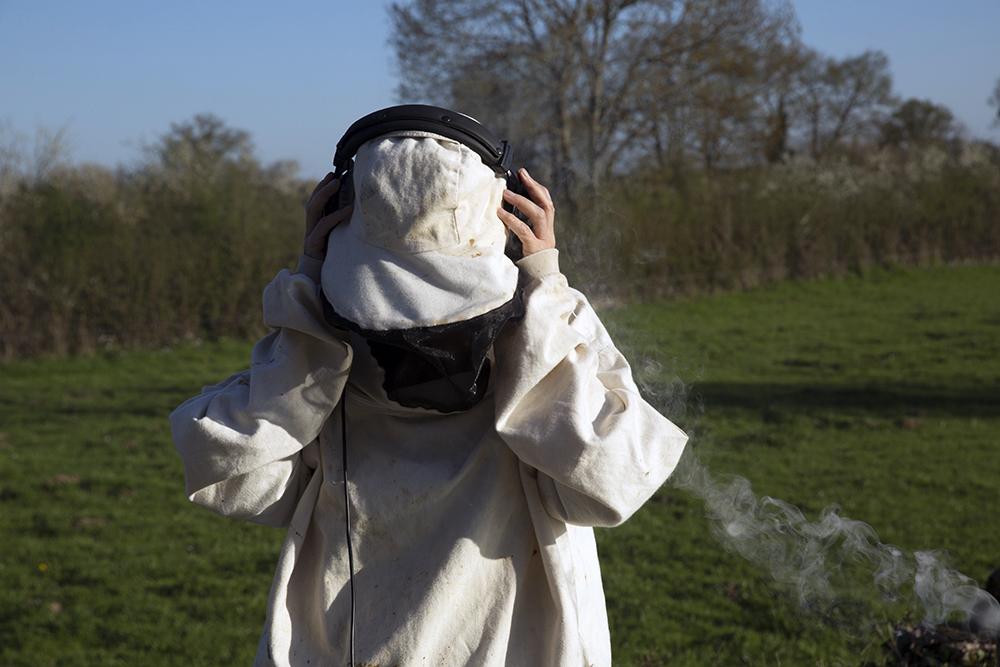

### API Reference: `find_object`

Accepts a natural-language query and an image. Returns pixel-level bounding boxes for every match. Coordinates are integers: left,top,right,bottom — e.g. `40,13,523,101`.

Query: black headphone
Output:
325,104,531,260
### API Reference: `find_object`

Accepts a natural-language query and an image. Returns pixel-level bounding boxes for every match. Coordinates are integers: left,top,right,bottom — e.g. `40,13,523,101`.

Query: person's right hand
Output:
497,168,556,257
304,172,353,261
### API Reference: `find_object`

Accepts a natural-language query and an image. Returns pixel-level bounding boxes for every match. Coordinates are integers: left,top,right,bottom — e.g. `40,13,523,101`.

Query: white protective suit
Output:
169,133,689,666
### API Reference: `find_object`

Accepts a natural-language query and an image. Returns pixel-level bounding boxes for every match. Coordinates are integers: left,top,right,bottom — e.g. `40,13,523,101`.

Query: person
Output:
169,108,689,667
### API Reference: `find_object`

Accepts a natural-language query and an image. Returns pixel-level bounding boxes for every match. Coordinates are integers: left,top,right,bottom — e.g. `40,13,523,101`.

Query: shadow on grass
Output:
692,382,1000,418
6,382,997,422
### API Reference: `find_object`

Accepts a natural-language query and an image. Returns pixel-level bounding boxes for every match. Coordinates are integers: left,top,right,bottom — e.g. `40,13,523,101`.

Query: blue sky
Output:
2,1,998,177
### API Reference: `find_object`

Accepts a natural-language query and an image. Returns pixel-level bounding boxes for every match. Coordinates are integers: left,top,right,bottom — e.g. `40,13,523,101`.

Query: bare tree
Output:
684,3,802,169
391,0,799,209
794,50,895,160
753,30,809,164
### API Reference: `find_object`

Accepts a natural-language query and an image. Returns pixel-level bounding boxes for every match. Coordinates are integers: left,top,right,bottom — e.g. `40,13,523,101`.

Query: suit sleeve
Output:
493,249,688,527
169,256,352,527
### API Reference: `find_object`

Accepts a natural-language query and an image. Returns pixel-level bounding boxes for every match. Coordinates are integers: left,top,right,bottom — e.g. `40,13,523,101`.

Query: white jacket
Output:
169,248,689,666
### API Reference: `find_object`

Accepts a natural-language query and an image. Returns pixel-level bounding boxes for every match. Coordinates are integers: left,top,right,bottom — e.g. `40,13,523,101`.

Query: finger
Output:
502,189,545,226
497,207,536,243
306,178,342,219
306,205,353,247
309,172,336,199
518,168,555,213
308,176,340,208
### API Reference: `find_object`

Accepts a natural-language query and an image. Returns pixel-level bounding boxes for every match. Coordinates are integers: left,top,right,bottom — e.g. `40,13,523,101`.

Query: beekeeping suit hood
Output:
319,131,523,412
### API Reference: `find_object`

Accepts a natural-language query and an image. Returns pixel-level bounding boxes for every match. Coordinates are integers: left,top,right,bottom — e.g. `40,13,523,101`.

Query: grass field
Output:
1,264,998,666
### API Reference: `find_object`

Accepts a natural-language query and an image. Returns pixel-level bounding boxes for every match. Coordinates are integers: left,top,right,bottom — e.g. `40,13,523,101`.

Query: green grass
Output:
1,264,998,666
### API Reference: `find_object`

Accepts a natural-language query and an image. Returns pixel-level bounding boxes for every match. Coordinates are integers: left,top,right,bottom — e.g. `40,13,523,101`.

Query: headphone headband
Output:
333,104,513,175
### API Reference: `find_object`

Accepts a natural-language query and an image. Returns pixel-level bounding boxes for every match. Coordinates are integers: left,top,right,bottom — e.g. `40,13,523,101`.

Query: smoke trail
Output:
668,449,1000,637
614,306,999,643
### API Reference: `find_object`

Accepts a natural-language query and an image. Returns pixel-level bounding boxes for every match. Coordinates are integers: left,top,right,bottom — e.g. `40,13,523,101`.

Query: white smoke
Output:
668,450,1000,637
618,330,999,642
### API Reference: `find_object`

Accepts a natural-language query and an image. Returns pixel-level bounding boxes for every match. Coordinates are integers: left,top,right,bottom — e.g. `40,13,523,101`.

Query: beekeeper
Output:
169,108,689,667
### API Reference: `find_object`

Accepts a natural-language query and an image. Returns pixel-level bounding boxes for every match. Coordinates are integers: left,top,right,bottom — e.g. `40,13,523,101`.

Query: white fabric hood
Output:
320,131,519,331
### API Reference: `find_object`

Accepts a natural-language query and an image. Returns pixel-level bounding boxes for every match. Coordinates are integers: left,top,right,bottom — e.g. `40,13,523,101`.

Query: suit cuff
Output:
515,248,560,283
295,255,323,282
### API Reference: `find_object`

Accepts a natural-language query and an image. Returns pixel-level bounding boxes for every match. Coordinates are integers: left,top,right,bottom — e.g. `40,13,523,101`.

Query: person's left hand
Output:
497,168,556,257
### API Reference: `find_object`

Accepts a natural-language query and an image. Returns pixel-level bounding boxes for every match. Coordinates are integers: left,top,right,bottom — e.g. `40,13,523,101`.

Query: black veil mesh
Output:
320,288,525,413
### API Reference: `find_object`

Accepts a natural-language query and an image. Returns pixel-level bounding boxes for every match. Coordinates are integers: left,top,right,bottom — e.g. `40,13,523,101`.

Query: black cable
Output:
341,395,355,667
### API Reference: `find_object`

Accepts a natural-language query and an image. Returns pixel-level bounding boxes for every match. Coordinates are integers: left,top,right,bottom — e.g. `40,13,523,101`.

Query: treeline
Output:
2,115,998,360
2,1,1000,359
0,116,307,359
605,147,1000,297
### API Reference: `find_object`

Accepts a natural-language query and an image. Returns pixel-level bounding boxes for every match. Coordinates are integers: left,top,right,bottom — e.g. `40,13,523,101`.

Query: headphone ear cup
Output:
502,168,529,262
323,164,355,218
502,169,530,220
506,169,528,200
339,165,355,210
